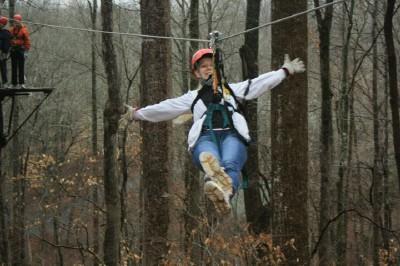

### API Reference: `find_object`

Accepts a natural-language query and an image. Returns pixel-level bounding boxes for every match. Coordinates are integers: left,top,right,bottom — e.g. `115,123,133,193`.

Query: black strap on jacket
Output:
191,80,250,115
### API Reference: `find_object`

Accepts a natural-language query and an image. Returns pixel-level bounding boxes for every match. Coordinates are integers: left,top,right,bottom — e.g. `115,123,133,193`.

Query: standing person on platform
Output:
0,16,11,88
10,14,30,89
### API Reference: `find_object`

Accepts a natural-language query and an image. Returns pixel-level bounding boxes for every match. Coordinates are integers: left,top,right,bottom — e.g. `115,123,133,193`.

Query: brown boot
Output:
200,152,233,196
204,180,231,214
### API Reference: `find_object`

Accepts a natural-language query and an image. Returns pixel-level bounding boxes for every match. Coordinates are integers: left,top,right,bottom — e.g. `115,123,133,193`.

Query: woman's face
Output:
194,57,213,80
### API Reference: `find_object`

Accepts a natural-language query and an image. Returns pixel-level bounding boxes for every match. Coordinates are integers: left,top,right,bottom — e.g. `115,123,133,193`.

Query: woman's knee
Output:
221,160,241,172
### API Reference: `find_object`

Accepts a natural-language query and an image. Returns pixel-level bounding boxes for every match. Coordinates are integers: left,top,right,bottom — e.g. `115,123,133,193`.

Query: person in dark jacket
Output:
0,16,11,88
10,14,30,89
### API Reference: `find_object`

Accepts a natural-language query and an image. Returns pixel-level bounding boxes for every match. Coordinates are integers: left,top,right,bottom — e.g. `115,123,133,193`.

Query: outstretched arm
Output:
230,54,305,100
122,91,196,123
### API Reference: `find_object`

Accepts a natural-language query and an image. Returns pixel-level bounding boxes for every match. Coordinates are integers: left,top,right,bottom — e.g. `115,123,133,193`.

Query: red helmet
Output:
13,14,22,22
191,48,213,71
0,16,8,26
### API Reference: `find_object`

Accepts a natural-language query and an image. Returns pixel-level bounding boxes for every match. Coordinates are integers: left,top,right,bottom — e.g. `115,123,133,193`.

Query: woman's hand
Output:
120,104,139,124
281,54,306,75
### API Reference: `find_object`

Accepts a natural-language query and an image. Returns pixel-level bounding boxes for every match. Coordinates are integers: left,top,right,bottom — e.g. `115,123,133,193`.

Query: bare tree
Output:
313,0,334,264
88,0,101,264
0,43,8,263
371,0,385,264
0,110,8,265
101,0,122,264
336,1,354,263
140,0,171,264
384,0,400,192
239,0,269,236
183,0,203,263
382,52,392,253
189,0,200,89
271,0,309,263
89,0,98,157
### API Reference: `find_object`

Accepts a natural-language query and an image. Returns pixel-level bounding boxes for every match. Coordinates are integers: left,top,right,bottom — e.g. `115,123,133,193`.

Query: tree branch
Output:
31,232,103,264
311,208,400,259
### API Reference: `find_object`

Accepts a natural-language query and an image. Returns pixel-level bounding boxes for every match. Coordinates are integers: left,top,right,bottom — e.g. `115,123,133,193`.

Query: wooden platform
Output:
0,87,54,98
0,87,55,148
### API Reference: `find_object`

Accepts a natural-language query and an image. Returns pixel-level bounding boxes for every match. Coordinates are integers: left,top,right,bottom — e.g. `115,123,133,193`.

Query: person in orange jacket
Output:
10,14,30,89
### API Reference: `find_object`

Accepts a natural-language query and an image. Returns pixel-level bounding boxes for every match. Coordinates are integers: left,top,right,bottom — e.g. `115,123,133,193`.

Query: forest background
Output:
0,0,399,265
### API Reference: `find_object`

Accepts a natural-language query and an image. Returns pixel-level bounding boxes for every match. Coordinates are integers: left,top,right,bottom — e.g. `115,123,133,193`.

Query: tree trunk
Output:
0,103,9,264
140,0,171,264
336,1,354,264
101,0,122,264
90,0,98,157
0,0,5,16
271,0,309,264
314,1,334,264
383,56,392,249
384,0,400,192
0,160,8,265
183,147,202,264
11,104,26,266
8,0,15,21
372,0,384,264
53,217,64,266
184,0,202,263
206,0,212,35
346,63,356,265
189,0,199,90
240,0,268,236
89,0,100,264
176,2,189,94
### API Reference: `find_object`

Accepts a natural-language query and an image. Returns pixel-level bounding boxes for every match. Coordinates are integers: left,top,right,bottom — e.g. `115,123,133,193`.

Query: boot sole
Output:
199,152,233,195
204,181,231,214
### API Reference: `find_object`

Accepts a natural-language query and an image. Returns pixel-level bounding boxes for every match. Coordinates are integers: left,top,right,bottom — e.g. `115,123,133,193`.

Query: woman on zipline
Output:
123,48,305,215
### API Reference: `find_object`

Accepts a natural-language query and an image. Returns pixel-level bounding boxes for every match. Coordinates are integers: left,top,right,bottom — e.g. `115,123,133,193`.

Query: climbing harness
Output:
192,31,242,135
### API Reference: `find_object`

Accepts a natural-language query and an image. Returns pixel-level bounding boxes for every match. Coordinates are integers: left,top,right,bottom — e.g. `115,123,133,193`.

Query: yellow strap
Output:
212,53,218,95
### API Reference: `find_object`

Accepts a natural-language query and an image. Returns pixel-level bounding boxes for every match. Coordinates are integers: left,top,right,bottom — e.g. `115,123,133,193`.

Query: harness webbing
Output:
210,44,253,190
204,103,231,130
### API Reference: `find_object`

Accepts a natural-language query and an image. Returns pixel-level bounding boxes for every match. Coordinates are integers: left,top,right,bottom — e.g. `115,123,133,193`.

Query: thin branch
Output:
311,208,400,258
31,233,103,263
58,182,106,214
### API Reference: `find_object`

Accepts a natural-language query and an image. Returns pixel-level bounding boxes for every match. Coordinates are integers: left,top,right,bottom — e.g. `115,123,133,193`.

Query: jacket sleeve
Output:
229,69,287,100
4,30,11,52
0,34,5,53
23,28,30,50
134,91,195,122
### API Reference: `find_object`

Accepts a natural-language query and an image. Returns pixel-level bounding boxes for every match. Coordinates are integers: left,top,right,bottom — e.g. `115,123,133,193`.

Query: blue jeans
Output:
192,129,248,194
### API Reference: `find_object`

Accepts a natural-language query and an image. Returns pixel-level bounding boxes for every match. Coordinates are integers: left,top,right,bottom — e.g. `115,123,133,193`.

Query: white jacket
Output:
134,69,287,149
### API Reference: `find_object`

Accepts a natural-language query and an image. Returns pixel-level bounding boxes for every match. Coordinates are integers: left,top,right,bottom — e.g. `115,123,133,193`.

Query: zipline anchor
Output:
209,31,224,49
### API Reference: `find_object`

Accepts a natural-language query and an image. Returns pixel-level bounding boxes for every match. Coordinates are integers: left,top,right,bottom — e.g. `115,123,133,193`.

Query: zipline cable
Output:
23,20,210,43
220,0,346,41
20,0,345,44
